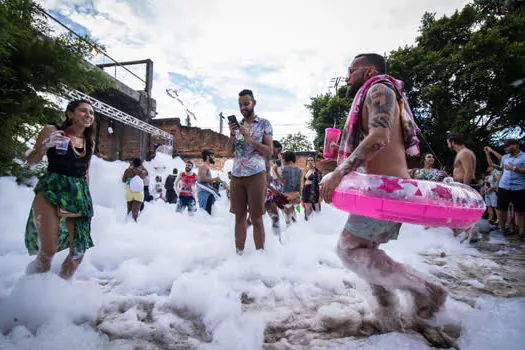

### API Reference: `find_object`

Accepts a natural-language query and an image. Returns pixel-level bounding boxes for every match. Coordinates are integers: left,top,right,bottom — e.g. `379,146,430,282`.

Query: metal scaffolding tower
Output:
67,90,173,147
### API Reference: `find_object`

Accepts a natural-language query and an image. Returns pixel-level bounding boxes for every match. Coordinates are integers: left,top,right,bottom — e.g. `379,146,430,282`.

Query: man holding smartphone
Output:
227,89,273,255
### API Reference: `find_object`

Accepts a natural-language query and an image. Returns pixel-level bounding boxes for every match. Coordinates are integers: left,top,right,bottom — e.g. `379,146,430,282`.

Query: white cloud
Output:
40,0,469,141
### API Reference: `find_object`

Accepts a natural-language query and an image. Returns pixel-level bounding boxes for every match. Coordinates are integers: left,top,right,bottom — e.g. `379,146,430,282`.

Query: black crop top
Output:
46,127,92,178
304,172,315,182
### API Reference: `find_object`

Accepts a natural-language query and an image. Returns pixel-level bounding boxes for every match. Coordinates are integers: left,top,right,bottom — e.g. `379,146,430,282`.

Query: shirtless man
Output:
446,133,480,243
321,53,447,323
264,141,284,237
197,150,221,215
447,134,476,185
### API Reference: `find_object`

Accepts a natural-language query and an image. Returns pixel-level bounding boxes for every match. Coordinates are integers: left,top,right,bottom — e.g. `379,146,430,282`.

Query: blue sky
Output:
40,0,470,142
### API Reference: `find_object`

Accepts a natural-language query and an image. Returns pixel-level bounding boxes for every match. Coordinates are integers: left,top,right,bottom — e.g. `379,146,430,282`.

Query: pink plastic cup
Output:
323,128,341,159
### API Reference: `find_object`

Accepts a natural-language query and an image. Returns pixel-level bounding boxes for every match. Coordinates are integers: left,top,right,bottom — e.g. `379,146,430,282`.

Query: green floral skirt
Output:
25,172,94,258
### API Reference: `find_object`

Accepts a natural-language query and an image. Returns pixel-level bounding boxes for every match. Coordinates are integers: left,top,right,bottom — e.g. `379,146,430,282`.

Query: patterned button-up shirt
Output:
231,116,273,177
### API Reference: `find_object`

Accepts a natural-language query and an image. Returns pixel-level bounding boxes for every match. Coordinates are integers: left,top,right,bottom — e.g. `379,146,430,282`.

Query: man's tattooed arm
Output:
336,83,396,175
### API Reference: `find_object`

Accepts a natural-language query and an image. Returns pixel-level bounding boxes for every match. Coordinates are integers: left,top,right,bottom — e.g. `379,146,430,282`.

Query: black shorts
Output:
302,184,313,203
497,188,525,213
166,189,178,204
302,184,320,204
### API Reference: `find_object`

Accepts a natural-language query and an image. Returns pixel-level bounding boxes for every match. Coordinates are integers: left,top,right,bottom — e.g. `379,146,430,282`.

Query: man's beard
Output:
185,167,191,172
209,157,215,165
345,83,362,99
241,108,253,117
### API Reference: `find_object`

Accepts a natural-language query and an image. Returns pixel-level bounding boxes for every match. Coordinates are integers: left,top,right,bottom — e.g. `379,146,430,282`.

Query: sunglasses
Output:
348,66,374,75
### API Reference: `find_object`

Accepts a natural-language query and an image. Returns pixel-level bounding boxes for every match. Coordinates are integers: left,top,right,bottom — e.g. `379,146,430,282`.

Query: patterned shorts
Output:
344,214,401,245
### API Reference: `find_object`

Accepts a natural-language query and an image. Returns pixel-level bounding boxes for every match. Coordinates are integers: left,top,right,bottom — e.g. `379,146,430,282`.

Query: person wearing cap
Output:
484,139,525,239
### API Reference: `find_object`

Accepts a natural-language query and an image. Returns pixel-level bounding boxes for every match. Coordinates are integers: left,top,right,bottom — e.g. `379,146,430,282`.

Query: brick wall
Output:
121,127,143,160
91,89,153,161
96,119,146,161
96,119,118,161
150,117,230,159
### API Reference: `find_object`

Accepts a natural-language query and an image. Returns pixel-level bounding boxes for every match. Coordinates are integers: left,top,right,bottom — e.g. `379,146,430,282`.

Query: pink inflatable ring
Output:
329,172,485,229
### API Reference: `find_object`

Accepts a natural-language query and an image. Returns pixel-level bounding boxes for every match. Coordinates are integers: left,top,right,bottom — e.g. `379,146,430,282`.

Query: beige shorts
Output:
125,185,144,202
230,171,267,217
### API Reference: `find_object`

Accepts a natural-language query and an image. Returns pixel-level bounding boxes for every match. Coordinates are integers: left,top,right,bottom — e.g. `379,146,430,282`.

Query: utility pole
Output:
219,112,225,134
329,76,345,94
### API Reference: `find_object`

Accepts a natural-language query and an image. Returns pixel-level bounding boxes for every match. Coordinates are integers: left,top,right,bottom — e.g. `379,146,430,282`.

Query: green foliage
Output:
387,1,525,170
305,89,352,150
306,1,524,173
280,132,313,152
0,0,112,178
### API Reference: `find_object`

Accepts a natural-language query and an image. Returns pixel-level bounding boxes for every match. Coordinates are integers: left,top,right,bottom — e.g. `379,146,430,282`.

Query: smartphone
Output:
227,115,240,127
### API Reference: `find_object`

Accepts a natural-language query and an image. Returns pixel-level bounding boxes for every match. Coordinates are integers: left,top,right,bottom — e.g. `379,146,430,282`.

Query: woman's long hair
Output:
304,153,315,171
60,99,96,151
421,152,434,167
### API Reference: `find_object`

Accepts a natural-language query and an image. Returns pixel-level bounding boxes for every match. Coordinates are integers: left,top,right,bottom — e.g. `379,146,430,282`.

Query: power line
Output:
329,77,346,93
36,7,147,85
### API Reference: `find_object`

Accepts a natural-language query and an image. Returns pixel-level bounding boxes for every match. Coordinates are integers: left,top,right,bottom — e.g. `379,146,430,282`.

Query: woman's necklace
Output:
65,130,87,158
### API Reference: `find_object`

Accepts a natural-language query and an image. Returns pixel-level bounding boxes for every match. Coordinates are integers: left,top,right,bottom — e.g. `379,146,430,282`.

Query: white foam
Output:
1,155,524,349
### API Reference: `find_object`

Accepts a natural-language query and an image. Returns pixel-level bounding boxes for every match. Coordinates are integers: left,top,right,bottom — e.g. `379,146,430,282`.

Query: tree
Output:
386,1,525,170
0,0,112,176
306,1,525,172
306,87,352,150
280,132,313,152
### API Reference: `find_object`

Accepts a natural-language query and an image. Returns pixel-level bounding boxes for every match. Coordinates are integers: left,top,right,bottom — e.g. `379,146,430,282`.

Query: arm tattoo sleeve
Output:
336,139,386,175
367,84,395,130
336,84,395,175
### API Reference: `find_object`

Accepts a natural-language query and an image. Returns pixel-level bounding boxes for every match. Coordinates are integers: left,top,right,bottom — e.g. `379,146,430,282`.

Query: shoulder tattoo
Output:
366,84,396,129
